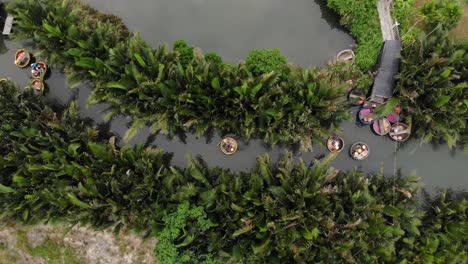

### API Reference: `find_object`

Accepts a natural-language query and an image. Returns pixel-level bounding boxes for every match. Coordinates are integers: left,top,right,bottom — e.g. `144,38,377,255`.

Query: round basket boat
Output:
327,135,344,153
358,107,374,125
31,62,48,78
386,111,400,123
336,49,355,62
15,49,31,68
350,142,370,160
219,137,238,155
372,117,391,136
348,89,366,106
30,78,45,95
389,123,411,142
0,78,8,83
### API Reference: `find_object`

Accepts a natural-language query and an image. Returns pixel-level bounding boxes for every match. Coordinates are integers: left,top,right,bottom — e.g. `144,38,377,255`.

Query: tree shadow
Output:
313,0,348,31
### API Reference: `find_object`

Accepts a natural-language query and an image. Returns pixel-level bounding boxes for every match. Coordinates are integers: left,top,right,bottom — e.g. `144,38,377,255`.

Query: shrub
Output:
0,80,467,263
327,0,382,70
245,48,287,76
421,0,463,32
173,39,195,65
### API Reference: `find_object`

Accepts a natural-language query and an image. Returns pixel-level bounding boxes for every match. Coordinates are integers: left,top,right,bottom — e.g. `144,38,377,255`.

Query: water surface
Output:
82,0,355,66
0,0,466,191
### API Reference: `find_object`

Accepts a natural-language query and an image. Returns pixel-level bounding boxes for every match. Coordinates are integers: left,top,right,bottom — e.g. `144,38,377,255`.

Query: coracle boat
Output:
358,107,374,125
14,49,31,68
386,111,400,123
348,89,366,106
327,135,344,153
350,142,370,160
31,62,48,78
389,123,411,142
372,117,391,136
218,137,238,155
30,79,45,95
336,49,355,62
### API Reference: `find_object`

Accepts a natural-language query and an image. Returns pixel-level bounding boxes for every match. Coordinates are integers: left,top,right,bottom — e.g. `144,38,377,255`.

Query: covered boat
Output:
358,107,374,125
219,137,238,155
14,49,31,68
369,40,402,104
372,117,391,136
327,135,344,153
350,142,370,160
389,123,411,142
336,49,355,62
31,62,47,78
30,79,44,95
348,89,366,106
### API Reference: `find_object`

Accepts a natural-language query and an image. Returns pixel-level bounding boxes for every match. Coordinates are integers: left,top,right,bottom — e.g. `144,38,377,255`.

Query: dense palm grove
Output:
6,0,373,148
0,81,466,263
1,0,468,263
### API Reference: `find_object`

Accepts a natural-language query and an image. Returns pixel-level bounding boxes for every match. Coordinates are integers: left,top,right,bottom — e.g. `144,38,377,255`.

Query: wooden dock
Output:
377,0,397,41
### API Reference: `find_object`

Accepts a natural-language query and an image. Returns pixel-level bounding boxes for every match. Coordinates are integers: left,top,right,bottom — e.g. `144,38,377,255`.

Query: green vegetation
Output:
28,239,83,264
326,0,382,70
0,225,84,264
0,81,467,263
395,30,467,147
245,48,287,76
6,0,371,147
393,1,468,147
420,0,463,31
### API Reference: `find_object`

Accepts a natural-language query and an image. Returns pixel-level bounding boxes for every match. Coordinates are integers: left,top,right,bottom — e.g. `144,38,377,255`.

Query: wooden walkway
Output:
377,0,397,40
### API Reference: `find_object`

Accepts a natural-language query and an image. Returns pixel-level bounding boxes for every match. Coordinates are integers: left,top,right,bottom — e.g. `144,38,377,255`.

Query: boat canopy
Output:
370,40,402,102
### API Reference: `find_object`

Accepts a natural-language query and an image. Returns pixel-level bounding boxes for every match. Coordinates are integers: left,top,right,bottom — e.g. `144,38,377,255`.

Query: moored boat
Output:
372,117,391,136
327,135,344,153
336,49,355,62
348,89,366,106
358,107,374,125
31,62,48,78
14,49,31,68
389,123,410,142
350,142,370,160
219,137,238,155
30,78,45,95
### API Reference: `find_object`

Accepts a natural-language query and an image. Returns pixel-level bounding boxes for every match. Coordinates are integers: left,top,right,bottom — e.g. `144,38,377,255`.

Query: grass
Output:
28,239,83,264
0,225,84,264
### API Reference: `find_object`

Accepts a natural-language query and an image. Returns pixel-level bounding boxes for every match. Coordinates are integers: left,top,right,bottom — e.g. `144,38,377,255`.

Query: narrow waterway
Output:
0,0,466,191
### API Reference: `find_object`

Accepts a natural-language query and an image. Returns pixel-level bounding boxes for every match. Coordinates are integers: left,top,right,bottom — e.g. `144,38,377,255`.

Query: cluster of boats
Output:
14,48,48,94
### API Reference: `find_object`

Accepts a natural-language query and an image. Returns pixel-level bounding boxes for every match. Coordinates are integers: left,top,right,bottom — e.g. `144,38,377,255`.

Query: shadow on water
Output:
0,2,466,191
313,0,347,30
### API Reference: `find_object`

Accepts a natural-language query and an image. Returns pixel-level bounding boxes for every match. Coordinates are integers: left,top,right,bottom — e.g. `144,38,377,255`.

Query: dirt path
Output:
0,224,157,264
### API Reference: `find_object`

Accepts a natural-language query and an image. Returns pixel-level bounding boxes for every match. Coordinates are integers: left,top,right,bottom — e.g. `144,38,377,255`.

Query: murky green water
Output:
0,0,466,190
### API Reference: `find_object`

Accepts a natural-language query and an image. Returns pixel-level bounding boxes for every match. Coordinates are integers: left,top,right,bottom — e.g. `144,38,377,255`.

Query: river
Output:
0,0,466,191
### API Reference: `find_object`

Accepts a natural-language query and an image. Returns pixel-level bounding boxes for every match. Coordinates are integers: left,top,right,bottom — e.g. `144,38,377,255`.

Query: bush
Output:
421,0,463,32
7,0,367,147
0,80,467,263
327,0,382,70
245,48,287,76
173,39,195,65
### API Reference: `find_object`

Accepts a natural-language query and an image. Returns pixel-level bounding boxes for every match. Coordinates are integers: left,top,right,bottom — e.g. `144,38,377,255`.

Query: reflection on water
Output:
81,0,355,67
0,1,466,191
